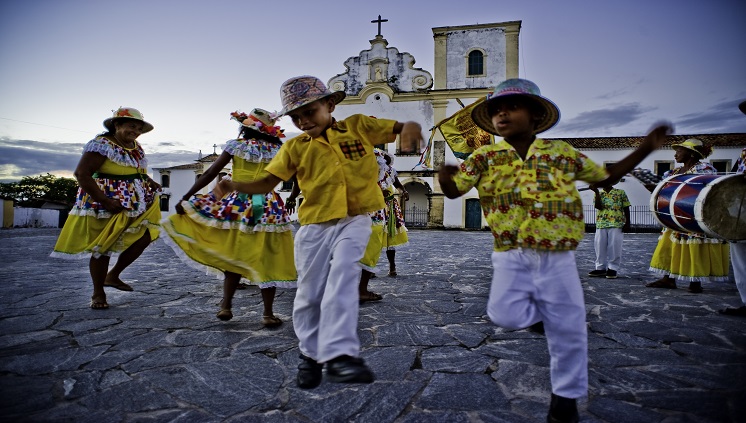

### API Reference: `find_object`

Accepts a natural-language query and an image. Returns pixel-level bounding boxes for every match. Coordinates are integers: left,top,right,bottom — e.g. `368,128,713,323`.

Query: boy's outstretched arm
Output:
214,174,283,199
438,165,463,199
593,122,673,189
393,121,424,153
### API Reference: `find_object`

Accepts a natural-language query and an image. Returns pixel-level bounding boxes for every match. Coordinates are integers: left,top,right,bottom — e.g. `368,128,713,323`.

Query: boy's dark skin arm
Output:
591,187,604,210
438,165,462,199
623,206,631,233
592,123,672,189
215,174,283,198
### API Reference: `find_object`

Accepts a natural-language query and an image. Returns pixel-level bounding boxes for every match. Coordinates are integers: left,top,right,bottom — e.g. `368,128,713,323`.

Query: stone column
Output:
504,22,521,79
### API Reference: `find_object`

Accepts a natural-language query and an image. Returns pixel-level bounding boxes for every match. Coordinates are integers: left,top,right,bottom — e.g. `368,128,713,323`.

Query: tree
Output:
0,173,78,208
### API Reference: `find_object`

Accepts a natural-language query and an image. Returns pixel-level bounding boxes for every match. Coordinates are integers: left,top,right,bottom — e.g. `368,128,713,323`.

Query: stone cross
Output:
213,144,217,154
371,15,388,37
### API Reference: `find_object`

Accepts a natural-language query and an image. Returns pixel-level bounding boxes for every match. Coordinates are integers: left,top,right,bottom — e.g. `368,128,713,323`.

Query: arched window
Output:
160,174,170,188
467,50,484,76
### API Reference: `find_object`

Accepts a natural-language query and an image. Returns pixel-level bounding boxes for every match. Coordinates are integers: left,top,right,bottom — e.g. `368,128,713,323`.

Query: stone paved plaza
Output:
0,228,744,422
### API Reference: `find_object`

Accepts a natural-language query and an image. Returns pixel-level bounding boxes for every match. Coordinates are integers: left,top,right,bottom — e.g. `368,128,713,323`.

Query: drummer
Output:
720,101,746,316
645,139,730,293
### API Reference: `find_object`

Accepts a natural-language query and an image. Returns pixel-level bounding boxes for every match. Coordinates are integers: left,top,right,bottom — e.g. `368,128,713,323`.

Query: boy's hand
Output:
438,165,459,184
643,121,674,150
438,165,462,199
399,122,424,153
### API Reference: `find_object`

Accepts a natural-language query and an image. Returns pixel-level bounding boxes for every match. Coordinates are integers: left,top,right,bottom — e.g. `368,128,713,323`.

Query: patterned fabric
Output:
452,138,607,252
266,114,397,224
161,137,296,288
596,188,630,229
51,136,160,259
649,162,730,282
736,147,746,174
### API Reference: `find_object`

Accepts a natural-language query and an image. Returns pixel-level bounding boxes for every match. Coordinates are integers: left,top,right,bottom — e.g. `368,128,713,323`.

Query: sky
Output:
1,0,745,182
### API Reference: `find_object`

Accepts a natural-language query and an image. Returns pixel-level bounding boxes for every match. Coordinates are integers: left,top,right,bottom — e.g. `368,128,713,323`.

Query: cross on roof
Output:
213,144,217,154
371,15,388,37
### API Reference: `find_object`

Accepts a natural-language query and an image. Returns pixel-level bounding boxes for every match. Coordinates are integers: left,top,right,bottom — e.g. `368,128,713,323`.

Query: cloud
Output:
0,139,198,182
554,103,653,135
675,98,746,133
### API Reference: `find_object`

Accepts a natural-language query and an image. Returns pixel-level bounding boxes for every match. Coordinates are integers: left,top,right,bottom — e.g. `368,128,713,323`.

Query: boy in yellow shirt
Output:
438,78,671,423
216,75,423,389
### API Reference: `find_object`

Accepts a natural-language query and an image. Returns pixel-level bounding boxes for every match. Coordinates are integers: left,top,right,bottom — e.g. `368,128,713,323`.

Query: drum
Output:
650,173,746,240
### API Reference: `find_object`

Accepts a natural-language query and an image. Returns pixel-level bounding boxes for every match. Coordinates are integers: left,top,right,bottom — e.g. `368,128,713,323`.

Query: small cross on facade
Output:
371,15,388,37
213,144,218,154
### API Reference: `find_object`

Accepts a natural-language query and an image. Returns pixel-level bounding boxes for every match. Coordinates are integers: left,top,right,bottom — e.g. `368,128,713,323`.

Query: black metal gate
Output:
405,205,428,227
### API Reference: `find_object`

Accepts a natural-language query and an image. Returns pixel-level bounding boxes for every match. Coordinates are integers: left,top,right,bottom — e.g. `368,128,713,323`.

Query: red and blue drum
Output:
650,173,746,240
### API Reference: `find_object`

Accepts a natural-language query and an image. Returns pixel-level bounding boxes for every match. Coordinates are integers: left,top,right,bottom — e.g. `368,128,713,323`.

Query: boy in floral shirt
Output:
589,184,631,279
438,78,671,423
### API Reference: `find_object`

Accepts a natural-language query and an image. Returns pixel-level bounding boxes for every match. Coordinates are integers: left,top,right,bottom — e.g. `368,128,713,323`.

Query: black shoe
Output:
605,269,617,279
297,354,323,389
547,393,579,423
719,306,746,316
326,355,375,384
527,321,545,335
588,269,606,277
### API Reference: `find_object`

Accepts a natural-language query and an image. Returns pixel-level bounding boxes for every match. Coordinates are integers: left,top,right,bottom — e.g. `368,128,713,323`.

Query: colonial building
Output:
154,18,746,229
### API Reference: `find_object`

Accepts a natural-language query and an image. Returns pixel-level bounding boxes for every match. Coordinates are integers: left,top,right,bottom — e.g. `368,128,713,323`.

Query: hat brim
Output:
279,91,346,117
471,94,560,135
671,143,703,158
739,100,746,115
103,117,154,134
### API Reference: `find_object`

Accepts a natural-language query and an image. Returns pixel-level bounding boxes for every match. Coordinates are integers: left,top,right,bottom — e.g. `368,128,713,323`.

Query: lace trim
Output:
180,200,293,233
223,138,282,163
83,136,148,169
160,219,296,288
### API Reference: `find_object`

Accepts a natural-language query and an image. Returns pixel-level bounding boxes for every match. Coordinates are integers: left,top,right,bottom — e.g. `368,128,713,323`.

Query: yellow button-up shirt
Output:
453,138,608,252
266,114,397,225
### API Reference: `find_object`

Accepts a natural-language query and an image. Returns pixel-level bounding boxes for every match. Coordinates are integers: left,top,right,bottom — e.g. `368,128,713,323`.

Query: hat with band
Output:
279,75,346,116
103,107,154,133
671,138,711,158
471,78,560,135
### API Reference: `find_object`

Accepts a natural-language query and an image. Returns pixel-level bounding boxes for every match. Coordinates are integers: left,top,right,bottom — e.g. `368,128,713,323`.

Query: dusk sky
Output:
1,0,744,182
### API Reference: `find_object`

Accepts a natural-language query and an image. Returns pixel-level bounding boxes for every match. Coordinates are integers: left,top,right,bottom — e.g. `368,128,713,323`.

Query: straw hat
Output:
279,75,346,116
230,108,284,139
471,79,560,135
671,138,711,158
103,107,154,133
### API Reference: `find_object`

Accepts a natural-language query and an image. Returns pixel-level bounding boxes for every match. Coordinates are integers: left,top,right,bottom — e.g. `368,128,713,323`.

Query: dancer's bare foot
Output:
104,275,133,291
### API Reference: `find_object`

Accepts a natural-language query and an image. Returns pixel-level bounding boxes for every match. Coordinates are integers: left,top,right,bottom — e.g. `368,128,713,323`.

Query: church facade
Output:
154,18,745,230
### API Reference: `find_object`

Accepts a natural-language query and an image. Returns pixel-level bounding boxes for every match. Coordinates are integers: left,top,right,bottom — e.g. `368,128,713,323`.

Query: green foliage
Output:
0,173,78,207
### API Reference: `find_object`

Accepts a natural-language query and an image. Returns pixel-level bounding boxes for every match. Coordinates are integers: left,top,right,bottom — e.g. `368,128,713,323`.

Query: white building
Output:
154,18,746,229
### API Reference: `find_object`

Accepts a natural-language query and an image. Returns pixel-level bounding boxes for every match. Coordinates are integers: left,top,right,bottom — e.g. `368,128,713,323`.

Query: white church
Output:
154,18,745,230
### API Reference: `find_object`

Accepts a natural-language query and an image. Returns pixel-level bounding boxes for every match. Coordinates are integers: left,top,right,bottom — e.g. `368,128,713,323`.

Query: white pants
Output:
293,215,371,363
594,227,623,271
487,249,588,398
731,242,746,305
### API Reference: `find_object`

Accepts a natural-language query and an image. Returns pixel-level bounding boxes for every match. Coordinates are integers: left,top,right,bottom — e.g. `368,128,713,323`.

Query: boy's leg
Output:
293,223,333,360
535,251,588,399
317,215,371,363
593,229,608,270
487,250,540,329
607,227,623,272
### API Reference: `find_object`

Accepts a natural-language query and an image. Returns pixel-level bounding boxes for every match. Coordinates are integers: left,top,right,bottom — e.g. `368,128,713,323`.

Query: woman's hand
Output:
399,189,409,201
213,179,233,199
175,201,186,215
101,197,125,214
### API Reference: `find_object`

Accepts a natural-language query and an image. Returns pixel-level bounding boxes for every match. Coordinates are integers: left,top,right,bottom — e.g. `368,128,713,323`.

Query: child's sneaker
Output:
588,269,606,277
606,269,618,279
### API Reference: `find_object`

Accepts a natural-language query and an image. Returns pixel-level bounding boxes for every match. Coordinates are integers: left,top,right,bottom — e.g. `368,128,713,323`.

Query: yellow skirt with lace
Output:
360,224,384,272
649,228,730,282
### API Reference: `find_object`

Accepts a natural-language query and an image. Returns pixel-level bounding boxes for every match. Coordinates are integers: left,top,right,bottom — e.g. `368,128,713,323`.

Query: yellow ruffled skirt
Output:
161,193,296,288
360,224,384,272
52,200,160,259
649,228,730,282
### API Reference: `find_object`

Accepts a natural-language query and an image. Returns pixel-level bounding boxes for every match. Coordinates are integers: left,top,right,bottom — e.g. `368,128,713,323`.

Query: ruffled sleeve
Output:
223,138,282,163
83,136,148,170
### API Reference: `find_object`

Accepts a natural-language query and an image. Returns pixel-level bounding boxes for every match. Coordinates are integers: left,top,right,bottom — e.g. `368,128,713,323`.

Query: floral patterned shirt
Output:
596,188,630,229
452,138,607,252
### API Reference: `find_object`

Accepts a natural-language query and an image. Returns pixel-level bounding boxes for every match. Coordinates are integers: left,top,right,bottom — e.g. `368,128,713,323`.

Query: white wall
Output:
14,207,59,228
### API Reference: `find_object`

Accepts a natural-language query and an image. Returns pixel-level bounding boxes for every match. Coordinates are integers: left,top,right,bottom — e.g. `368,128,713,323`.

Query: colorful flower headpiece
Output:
230,109,285,139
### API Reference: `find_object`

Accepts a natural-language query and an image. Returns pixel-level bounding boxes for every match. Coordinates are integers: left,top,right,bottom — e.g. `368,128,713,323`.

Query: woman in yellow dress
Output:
380,151,409,277
160,109,296,325
646,139,730,292
51,107,162,309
